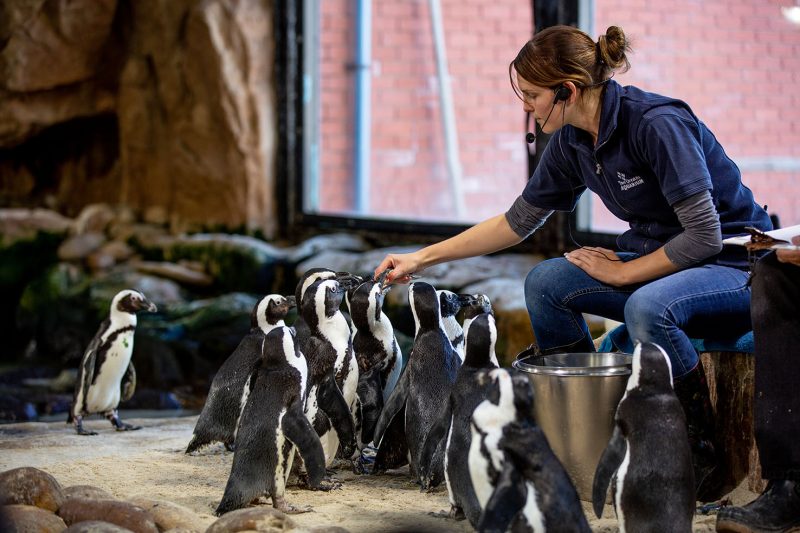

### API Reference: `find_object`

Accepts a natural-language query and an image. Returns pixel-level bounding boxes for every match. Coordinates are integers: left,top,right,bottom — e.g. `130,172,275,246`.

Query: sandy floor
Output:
0,415,755,532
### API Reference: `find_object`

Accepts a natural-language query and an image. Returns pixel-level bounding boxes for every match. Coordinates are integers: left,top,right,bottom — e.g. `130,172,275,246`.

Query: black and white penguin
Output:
419,312,499,525
215,326,326,516
470,368,590,533
592,341,694,533
69,289,157,435
186,294,296,453
437,290,477,362
346,270,404,448
373,281,461,481
461,294,498,368
301,278,358,465
293,269,362,354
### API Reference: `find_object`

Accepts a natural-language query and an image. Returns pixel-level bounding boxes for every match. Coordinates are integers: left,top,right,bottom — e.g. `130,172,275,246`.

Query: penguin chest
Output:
87,332,134,412
468,426,495,508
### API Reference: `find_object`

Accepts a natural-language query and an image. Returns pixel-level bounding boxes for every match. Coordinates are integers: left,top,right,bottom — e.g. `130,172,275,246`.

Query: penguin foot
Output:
114,422,142,431
273,497,313,514
427,509,461,520
448,505,466,521
75,426,98,436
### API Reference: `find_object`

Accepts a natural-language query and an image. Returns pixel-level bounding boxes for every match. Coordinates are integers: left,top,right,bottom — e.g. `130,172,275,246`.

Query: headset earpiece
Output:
554,85,571,103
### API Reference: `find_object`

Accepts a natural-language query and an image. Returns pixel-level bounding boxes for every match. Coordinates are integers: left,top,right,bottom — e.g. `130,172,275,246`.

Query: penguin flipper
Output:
418,398,452,488
318,373,357,458
355,365,384,445
282,402,326,488
477,463,527,533
373,406,408,472
121,361,136,402
592,425,626,518
373,368,409,446
72,320,108,416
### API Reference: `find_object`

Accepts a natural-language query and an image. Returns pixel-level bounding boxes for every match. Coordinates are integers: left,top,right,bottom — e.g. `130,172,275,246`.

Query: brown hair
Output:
509,25,632,100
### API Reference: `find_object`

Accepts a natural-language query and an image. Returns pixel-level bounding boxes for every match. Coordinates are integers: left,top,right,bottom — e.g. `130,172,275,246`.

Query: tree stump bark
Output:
701,351,767,493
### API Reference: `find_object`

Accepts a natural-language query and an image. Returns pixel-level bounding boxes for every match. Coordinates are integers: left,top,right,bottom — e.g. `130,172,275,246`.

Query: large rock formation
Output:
0,0,279,237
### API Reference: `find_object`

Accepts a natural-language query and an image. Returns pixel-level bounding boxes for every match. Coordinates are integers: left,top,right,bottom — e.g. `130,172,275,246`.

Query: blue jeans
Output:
524,254,752,378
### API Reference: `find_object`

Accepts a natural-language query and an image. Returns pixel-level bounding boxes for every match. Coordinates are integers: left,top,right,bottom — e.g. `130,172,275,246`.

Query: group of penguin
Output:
68,267,699,533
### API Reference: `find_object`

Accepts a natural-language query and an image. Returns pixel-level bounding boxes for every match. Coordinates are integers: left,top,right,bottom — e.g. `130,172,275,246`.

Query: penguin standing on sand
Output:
346,270,403,447
470,368,590,533
373,282,460,481
419,312,499,525
186,294,295,453
592,341,694,533
69,289,157,435
215,326,326,516
301,279,358,465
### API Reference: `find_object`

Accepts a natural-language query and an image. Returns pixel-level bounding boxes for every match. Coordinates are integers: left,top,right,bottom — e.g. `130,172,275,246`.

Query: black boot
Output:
716,480,800,532
673,362,725,502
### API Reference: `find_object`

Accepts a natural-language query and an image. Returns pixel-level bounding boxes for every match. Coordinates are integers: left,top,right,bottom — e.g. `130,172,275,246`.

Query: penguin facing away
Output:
301,278,358,466
592,341,694,533
418,312,499,525
461,294,498,367
215,326,325,516
373,281,461,481
186,294,296,453
471,368,590,533
346,270,404,447
70,289,157,435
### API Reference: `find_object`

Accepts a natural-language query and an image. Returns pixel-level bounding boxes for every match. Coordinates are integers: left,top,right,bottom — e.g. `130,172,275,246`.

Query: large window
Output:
296,0,800,239
301,1,533,225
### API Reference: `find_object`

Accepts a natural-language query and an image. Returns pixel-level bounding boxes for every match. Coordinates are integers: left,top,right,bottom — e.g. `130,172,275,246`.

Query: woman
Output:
374,25,771,501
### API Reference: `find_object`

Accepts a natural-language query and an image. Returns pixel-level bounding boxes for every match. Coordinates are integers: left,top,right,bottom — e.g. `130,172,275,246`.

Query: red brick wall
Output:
318,0,532,222
318,1,800,229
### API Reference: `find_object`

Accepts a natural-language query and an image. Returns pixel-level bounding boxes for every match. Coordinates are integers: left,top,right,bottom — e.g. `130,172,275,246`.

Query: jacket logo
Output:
616,171,644,191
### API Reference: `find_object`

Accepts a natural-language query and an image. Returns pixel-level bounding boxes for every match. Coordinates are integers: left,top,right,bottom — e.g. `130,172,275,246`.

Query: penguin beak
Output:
457,294,478,307
376,269,391,290
145,301,158,313
285,295,297,309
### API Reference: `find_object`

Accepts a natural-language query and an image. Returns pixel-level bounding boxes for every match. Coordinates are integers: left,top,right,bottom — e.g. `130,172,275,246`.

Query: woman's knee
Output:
624,290,670,333
524,258,571,306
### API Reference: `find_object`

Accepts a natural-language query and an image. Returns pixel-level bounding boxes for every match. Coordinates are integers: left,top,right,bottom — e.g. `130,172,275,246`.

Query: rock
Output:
160,234,288,293
143,206,169,226
0,504,67,533
303,528,351,533
62,485,116,502
127,497,210,532
87,250,117,272
133,261,213,287
99,241,135,263
119,389,182,410
295,250,372,280
0,466,64,511
58,232,107,261
288,233,370,263
73,204,116,235
89,269,186,311
206,507,297,533
0,209,72,244
57,498,158,533
63,520,134,532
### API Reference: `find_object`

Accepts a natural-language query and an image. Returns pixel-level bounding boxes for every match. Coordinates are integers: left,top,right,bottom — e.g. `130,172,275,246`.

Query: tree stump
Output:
701,351,767,493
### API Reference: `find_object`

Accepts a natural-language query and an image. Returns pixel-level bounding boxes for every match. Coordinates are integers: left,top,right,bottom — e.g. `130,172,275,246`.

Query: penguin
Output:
215,326,326,516
373,281,461,482
461,294,497,363
186,294,296,453
69,289,157,435
301,278,359,466
346,270,403,448
418,312,499,525
592,341,694,533
470,368,591,533
293,269,362,355
437,290,477,362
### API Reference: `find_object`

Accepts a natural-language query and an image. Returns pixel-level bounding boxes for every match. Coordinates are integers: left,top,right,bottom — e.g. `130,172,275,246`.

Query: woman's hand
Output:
374,251,425,285
564,246,627,286
776,236,800,267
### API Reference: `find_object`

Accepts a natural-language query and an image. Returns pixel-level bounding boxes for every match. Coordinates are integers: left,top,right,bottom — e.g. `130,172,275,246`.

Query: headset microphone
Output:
526,84,572,144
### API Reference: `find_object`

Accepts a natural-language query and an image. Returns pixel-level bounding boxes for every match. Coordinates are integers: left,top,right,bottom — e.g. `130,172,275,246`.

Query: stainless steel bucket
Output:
513,352,632,502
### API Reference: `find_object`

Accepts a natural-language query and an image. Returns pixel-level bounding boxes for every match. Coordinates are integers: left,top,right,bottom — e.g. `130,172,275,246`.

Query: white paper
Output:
723,224,800,249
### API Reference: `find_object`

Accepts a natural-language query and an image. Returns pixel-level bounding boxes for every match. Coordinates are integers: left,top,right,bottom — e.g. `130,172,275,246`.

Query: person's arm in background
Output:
777,235,800,266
